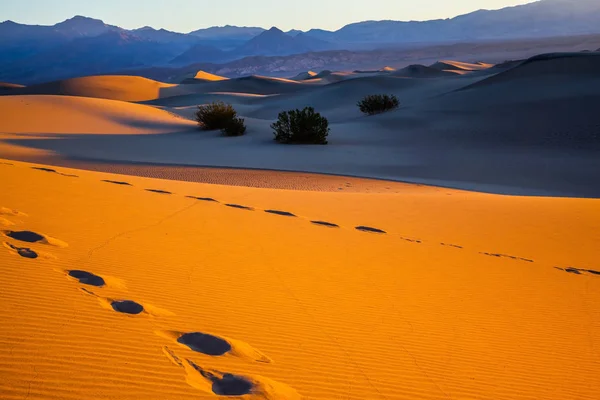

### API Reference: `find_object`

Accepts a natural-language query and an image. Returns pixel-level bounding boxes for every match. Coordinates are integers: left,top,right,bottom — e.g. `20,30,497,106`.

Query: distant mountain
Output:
0,16,120,63
189,25,265,39
188,25,265,49
52,15,119,38
235,27,332,56
310,0,600,43
170,43,228,65
132,26,199,44
0,31,185,83
2,0,600,84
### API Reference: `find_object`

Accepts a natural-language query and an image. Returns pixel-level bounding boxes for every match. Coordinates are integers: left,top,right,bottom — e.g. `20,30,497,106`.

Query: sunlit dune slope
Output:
193,70,228,81
430,60,494,72
180,71,229,84
0,95,195,134
0,160,599,400
2,75,184,102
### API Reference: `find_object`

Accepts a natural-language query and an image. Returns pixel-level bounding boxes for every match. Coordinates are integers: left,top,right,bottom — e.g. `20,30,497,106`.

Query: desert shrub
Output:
357,94,400,115
221,117,247,136
271,107,329,145
195,101,238,130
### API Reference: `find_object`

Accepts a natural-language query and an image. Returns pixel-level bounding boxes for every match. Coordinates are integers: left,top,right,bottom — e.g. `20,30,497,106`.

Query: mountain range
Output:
1,0,599,84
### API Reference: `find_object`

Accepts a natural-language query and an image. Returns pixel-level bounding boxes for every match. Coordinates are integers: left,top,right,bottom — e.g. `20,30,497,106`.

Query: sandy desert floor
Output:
1,52,600,399
0,160,599,400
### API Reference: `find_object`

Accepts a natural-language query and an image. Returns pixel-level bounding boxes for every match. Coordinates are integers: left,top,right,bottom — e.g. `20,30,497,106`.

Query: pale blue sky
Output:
0,0,535,31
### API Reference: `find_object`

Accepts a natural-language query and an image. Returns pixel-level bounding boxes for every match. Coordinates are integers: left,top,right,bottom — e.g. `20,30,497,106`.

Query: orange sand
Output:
1,159,599,400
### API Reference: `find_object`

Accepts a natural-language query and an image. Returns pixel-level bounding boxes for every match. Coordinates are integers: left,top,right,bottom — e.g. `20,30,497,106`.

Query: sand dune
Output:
289,71,317,80
180,70,229,84
1,75,184,102
430,60,494,72
392,64,458,78
0,82,25,90
2,53,600,198
1,160,599,400
0,95,195,134
464,52,600,89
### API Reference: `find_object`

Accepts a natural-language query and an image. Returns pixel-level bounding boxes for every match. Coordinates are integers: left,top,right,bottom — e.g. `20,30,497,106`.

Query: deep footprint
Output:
225,204,254,211
146,189,172,194
481,252,534,263
186,196,218,202
556,267,600,276
355,226,386,234
5,230,44,243
265,210,296,217
111,300,144,315
4,242,37,259
32,167,78,177
68,270,106,287
311,220,339,228
102,180,132,186
189,362,254,396
177,332,232,356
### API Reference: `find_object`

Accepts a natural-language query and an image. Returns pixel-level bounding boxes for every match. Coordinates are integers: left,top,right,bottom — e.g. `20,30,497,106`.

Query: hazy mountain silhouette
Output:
0,31,185,83
170,43,228,65
307,0,600,43
235,27,333,56
1,0,600,83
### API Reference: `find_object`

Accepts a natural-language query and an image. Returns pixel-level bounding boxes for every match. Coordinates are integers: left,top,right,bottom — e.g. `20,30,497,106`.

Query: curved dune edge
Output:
0,159,599,400
0,95,195,134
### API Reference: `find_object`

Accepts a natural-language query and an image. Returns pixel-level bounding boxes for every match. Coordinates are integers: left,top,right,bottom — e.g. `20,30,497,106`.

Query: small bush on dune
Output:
221,117,247,136
271,107,329,145
357,94,400,115
195,101,238,130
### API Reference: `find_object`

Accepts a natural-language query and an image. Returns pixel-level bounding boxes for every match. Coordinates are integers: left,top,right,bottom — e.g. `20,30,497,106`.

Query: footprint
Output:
480,252,533,263
102,180,132,186
31,167,78,177
355,226,386,234
225,204,254,211
146,189,172,195
401,237,422,244
163,347,299,399
186,196,218,202
3,242,38,259
441,243,462,249
1,230,68,248
67,270,106,287
311,220,339,228
81,289,173,316
265,210,296,217
112,300,145,315
157,330,271,362
555,267,600,276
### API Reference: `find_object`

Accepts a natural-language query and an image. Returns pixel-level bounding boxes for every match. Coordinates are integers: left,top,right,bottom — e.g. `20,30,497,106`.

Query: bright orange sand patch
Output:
1,160,599,400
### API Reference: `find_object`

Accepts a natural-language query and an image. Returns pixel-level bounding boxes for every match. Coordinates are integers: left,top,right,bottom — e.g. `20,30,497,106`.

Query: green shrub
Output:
221,117,247,136
271,107,329,144
357,94,400,115
195,101,238,130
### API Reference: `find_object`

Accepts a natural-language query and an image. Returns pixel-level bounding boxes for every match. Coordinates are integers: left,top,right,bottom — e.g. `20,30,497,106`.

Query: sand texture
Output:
1,160,599,400
1,51,600,399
